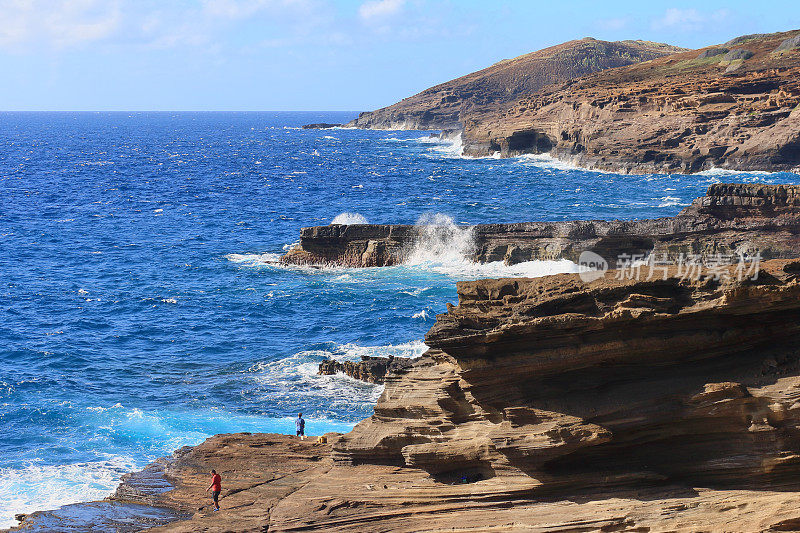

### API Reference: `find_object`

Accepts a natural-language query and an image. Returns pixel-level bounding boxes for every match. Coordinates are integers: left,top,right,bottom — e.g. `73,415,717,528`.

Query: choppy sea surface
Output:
2,111,799,527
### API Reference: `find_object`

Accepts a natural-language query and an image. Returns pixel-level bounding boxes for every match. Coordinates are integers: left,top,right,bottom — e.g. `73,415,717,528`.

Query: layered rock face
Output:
282,183,800,268
346,38,683,130
462,30,800,172
22,260,800,532
335,259,800,494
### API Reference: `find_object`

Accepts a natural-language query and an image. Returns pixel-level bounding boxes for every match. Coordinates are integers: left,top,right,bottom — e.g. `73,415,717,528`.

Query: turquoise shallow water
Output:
2,111,798,527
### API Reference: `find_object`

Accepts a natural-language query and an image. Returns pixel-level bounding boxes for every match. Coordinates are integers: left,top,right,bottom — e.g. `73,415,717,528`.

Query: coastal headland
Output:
16,257,800,531
13,182,800,532
345,30,800,174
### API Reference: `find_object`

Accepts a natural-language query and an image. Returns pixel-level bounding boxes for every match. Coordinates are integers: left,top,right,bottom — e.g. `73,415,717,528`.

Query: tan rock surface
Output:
462,30,800,172
347,38,683,131
15,260,800,532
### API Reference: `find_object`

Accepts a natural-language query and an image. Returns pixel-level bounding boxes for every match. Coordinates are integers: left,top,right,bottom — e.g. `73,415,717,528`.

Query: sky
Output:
0,0,798,111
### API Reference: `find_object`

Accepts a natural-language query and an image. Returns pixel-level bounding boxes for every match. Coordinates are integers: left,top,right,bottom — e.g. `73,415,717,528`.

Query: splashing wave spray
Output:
331,212,368,225
405,213,475,266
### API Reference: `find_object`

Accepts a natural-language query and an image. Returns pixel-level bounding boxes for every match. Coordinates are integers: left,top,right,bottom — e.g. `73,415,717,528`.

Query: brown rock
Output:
347,38,684,131
318,355,414,384
461,30,800,173
282,183,800,268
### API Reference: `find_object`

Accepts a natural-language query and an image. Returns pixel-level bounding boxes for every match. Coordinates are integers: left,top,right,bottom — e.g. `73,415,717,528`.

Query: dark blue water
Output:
2,111,798,525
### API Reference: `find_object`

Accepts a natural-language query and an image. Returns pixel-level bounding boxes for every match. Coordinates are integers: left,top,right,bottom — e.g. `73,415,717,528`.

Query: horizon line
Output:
0,110,363,113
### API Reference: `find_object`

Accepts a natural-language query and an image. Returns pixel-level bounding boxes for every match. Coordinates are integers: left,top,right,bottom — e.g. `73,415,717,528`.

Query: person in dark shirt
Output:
296,413,305,440
206,469,221,511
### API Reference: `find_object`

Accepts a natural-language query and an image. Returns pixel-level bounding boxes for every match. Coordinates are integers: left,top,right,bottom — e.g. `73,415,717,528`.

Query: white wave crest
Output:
331,212,368,225
401,213,581,278
426,133,464,157
249,340,428,409
694,167,786,179
0,455,138,529
656,196,689,208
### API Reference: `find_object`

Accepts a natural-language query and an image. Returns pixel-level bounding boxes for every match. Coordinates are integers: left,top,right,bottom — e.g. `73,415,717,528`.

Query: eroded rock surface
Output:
19,260,800,532
336,259,800,488
462,30,800,172
347,38,683,131
282,183,800,268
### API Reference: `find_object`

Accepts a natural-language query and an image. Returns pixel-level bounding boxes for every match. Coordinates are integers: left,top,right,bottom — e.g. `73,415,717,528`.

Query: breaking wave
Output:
0,456,137,529
248,341,428,417
331,212,369,225
405,213,475,266
226,213,580,280
403,213,580,279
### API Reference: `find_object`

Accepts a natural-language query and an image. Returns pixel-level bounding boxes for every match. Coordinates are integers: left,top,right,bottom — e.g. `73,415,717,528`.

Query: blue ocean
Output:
2,111,798,527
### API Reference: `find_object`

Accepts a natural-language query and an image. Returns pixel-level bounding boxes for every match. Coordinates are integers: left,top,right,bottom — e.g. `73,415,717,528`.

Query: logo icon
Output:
578,251,608,283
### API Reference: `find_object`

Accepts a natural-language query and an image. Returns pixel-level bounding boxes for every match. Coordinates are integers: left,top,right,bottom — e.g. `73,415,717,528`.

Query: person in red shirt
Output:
206,469,222,511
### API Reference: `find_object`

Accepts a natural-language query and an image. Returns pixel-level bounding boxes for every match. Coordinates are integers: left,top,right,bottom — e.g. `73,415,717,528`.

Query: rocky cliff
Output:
462,30,800,173
282,183,800,268
346,38,683,130
336,259,800,487
21,259,800,532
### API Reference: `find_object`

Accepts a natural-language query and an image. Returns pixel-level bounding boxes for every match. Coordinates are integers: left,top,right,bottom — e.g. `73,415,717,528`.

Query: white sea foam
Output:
331,212,369,225
405,213,475,266
656,196,689,208
424,133,464,157
695,167,780,178
226,212,581,280
403,212,581,279
0,456,138,529
249,340,428,409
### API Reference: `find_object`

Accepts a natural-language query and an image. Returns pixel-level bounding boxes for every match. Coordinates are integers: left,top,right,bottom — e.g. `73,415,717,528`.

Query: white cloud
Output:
0,0,121,49
358,0,405,22
0,0,332,52
651,8,730,32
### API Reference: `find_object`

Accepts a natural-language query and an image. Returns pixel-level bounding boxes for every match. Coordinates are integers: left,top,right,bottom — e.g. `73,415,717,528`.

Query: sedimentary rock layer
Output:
281,183,800,268
346,38,683,130
24,259,800,532
335,258,800,492
462,30,800,172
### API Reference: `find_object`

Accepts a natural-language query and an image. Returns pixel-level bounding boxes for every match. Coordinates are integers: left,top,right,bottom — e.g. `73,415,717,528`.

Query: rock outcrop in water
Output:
462,30,800,172
281,183,800,268
346,38,683,130
318,355,414,384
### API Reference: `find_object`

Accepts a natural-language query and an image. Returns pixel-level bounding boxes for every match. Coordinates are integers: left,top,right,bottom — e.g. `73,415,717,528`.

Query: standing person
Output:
296,413,306,440
206,469,221,511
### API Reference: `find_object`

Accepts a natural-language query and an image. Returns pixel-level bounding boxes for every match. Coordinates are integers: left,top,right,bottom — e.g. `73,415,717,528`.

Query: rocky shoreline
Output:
318,355,414,384
282,183,800,268
15,256,800,531
344,30,800,174
14,183,800,531
461,30,800,173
